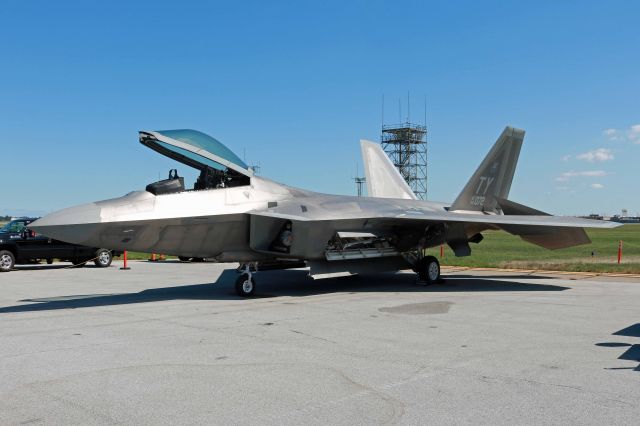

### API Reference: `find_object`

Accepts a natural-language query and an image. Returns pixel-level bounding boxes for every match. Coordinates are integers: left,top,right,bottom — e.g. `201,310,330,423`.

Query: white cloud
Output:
561,154,572,161
556,170,608,182
576,148,614,163
628,124,640,143
603,124,640,143
591,183,604,189
603,128,619,140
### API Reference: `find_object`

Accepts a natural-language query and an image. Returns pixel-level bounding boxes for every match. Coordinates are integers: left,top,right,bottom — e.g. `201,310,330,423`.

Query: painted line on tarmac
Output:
602,273,640,278
442,265,640,279
534,270,599,276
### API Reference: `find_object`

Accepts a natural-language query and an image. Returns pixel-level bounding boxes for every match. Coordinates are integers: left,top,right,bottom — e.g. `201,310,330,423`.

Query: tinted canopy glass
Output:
139,129,251,176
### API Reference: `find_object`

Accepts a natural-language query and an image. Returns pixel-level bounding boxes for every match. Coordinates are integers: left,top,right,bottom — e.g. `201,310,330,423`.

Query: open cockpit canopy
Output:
139,129,253,177
140,129,252,194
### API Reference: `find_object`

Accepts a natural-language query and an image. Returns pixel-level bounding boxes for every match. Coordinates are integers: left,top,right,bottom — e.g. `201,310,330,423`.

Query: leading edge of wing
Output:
394,211,621,228
249,208,620,229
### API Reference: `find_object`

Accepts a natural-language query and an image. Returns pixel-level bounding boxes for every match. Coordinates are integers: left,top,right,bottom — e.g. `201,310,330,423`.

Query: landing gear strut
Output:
235,263,257,297
414,255,441,285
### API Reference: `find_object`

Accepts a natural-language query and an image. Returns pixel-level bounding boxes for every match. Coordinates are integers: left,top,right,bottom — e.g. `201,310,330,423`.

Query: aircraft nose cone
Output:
30,203,102,245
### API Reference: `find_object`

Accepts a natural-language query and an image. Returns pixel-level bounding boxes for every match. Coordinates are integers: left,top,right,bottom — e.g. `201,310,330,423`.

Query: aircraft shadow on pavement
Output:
597,323,640,372
0,269,569,314
613,323,640,338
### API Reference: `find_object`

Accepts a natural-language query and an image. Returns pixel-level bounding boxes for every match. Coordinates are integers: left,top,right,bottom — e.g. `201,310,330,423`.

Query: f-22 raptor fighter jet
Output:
31,127,618,296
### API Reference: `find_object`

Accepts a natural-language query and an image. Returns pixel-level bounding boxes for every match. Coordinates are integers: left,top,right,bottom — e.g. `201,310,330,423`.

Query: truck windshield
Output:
0,220,27,233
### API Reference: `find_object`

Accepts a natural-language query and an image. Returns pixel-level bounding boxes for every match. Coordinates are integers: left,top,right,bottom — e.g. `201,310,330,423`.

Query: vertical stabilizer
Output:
450,126,525,213
360,140,417,199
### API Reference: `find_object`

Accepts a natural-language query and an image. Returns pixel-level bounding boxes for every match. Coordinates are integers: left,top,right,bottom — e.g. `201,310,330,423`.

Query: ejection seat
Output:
145,169,185,195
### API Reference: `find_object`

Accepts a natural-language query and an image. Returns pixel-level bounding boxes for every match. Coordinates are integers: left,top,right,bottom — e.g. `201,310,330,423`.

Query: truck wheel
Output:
94,249,113,267
178,256,191,262
46,258,54,265
0,250,15,272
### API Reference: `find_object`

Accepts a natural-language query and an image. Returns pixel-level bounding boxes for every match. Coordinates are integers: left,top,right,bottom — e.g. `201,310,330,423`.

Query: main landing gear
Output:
234,256,441,296
414,255,441,285
235,263,257,297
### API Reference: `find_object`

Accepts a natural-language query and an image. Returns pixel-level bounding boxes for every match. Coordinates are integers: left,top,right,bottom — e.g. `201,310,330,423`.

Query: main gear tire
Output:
416,256,441,285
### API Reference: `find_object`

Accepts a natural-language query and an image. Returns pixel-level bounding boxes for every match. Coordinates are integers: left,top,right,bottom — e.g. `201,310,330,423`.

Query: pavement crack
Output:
519,378,583,391
289,329,338,344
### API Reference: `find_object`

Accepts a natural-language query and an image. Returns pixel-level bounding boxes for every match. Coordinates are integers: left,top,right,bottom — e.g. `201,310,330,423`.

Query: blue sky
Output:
1,0,638,217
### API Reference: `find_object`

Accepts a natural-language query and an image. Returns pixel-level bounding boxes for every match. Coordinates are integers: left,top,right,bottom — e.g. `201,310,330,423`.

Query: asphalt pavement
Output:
1,260,639,425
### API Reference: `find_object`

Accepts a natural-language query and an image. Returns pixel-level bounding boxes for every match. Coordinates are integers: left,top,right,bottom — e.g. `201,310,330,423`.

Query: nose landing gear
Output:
235,263,257,297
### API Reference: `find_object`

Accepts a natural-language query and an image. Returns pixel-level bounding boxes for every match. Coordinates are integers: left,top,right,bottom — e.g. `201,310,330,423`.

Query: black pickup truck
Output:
0,218,120,272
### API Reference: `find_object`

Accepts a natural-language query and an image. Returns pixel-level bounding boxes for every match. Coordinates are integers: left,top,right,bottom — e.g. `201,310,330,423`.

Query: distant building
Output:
582,214,604,221
610,215,640,224
580,213,640,223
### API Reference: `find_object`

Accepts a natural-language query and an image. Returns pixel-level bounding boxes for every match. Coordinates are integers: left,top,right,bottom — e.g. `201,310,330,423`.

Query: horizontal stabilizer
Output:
360,140,417,200
495,197,590,249
498,223,591,249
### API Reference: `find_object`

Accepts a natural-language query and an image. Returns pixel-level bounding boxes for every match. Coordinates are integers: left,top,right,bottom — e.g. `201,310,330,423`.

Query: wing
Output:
249,197,618,254
249,202,617,229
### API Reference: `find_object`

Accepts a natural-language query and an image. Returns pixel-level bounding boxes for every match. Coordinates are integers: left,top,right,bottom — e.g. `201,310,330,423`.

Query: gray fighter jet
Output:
31,127,618,296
